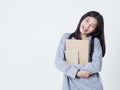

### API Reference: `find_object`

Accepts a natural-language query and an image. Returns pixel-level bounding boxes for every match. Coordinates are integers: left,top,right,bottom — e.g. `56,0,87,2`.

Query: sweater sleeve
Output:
73,38,102,73
55,33,79,78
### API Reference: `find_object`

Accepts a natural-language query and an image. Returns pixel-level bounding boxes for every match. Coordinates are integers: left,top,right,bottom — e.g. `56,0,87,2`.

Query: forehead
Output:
84,16,98,25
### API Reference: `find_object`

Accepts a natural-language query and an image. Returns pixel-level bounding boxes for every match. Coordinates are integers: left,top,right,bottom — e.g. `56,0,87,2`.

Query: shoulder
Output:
93,37,101,48
94,38,100,44
89,36,100,45
61,33,71,40
59,33,71,47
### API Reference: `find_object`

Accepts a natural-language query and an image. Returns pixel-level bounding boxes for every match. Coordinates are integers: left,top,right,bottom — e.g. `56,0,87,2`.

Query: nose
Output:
84,23,90,29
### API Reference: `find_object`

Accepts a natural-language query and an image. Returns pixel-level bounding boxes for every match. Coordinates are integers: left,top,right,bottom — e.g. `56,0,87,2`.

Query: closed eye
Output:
85,19,89,22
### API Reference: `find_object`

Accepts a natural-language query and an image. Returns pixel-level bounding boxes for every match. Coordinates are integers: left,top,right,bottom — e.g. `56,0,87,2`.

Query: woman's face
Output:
80,16,98,36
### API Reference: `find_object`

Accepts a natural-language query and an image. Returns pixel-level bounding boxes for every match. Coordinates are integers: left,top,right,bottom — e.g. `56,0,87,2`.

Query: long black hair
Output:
68,11,106,57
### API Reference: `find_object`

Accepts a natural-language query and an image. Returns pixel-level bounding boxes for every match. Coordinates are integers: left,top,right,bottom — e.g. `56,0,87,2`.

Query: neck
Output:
81,34,88,40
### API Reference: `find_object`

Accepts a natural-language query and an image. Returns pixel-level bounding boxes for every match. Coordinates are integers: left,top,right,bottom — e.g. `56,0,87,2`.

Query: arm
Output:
55,33,81,78
73,38,102,74
76,70,92,78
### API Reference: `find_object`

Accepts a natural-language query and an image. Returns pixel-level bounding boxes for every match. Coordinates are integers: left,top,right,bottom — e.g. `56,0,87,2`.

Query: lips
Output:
82,26,88,32
83,28,87,31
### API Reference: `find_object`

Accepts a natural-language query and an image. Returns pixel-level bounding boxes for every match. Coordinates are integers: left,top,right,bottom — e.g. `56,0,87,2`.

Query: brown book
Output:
65,50,78,64
65,40,89,64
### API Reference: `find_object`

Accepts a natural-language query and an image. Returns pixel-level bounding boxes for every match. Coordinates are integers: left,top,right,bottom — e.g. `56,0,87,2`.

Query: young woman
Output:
55,11,106,90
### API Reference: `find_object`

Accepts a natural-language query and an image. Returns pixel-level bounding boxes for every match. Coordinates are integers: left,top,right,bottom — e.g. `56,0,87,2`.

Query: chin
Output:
81,30,87,34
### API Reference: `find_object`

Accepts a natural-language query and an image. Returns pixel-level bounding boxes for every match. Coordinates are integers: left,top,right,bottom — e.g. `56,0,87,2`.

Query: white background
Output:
0,0,120,90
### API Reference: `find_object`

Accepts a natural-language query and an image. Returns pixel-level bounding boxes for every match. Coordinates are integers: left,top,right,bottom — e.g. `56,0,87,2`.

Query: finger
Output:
89,72,93,75
86,71,92,75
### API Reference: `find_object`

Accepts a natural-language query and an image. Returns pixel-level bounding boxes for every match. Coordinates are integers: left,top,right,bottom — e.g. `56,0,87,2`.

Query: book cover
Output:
65,40,89,64
65,50,78,64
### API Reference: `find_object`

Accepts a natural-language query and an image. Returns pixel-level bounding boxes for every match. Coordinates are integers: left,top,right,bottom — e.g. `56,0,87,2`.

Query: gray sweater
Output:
55,33,103,90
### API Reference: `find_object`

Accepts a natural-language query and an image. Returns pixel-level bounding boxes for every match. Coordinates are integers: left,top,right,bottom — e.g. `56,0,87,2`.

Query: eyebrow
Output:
86,18,89,21
92,24,97,26
93,24,97,27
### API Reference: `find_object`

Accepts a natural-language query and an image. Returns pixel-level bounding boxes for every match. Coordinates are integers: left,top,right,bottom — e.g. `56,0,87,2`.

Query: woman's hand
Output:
76,70,92,78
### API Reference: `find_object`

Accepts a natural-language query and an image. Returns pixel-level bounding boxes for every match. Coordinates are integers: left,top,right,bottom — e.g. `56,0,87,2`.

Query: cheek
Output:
89,28,95,32
81,22,85,26
80,22,85,28
79,24,83,30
